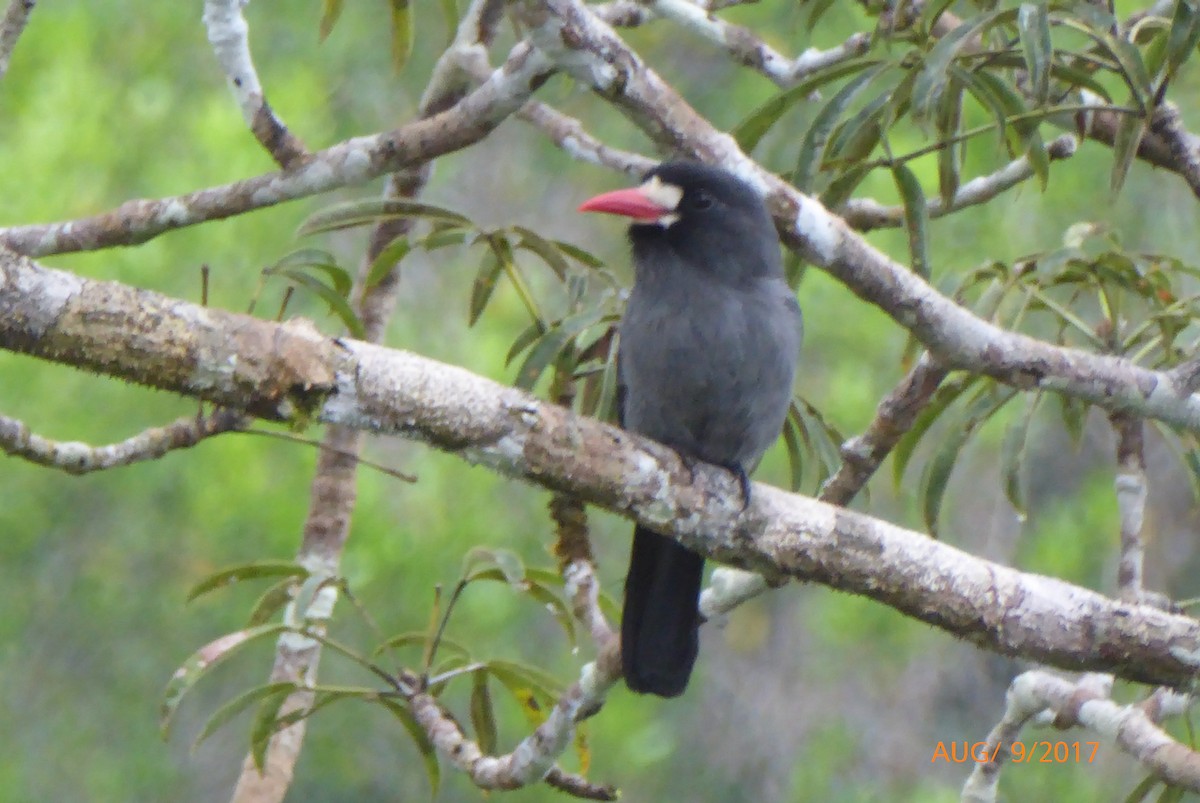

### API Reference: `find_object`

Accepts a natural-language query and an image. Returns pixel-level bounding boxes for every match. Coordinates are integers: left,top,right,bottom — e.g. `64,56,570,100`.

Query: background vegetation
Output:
4,1,1200,800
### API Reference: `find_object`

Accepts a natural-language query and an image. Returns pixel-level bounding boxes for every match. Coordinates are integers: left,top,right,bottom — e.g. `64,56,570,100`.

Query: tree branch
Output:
202,0,309,168
0,408,246,473
0,39,553,258
5,250,1200,688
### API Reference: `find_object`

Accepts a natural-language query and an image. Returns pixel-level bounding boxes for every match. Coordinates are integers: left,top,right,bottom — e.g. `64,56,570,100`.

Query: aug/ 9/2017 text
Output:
931,741,1100,764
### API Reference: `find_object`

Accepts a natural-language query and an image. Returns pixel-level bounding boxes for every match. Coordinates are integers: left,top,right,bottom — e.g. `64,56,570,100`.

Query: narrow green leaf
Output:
523,577,578,647
806,0,838,31
271,249,352,296
892,374,980,487
1057,393,1089,445
505,320,546,366
1165,0,1200,81
299,199,472,237
318,0,345,41
379,699,441,798
249,685,295,770
733,58,885,152
1018,3,1053,105
462,546,525,586
365,236,412,290
291,573,335,623
821,164,873,210
194,681,298,750
1000,394,1040,516
1156,782,1186,803
1110,112,1148,194
187,561,308,603
511,225,570,279
552,240,606,269
374,630,471,662
913,9,1012,119
793,64,890,192
921,387,1017,535
469,249,505,326
891,163,930,278
934,74,963,206
781,413,806,492
267,268,365,338
1051,8,1153,109
1123,774,1160,803
161,624,288,738
390,0,414,73
247,577,300,626
470,668,498,755
515,308,613,390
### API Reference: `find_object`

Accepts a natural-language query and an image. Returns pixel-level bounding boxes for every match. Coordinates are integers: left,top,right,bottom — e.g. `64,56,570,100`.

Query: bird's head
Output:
578,161,781,281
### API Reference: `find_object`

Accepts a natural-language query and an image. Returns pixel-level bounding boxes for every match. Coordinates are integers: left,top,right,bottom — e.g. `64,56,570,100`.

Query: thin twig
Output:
202,0,309,167
0,408,247,473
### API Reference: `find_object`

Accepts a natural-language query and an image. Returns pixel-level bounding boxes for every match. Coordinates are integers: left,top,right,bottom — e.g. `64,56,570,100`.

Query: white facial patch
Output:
640,175,683,227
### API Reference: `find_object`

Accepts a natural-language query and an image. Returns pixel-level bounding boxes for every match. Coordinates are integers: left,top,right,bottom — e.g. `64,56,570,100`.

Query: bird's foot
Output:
717,461,752,510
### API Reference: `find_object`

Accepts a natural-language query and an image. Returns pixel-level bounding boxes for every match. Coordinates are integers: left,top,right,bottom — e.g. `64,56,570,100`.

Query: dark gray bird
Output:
578,161,802,697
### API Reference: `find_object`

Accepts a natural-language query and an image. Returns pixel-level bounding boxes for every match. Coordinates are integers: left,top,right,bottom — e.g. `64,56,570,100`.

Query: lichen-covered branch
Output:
962,671,1200,801
0,39,552,258
202,0,309,168
6,251,1200,688
408,652,618,799
841,136,1077,231
0,408,246,473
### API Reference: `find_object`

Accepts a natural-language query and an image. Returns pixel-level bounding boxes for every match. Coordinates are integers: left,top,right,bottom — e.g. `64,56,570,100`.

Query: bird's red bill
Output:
577,188,669,222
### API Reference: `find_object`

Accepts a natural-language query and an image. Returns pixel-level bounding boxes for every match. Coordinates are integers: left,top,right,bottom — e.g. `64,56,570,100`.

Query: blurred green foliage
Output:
5,1,1200,802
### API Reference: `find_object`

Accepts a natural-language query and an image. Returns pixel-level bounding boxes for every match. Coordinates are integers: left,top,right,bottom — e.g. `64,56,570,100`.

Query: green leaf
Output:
781,412,806,492
375,630,471,662
161,624,288,738
266,268,365,338
891,163,930,278
1000,394,1040,516
249,684,295,770
187,561,308,603
913,9,1012,119
247,577,300,626
806,0,838,31
1165,0,1200,82
379,699,441,798
523,576,578,647
934,75,963,206
390,0,414,73
194,681,298,750
793,64,890,192
515,308,614,390
920,386,1016,535
299,199,472,236
469,248,505,326
1051,7,1153,109
1057,392,1089,445
318,0,345,41
892,373,980,487
470,668,498,755
552,240,606,269
462,546,525,586
365,236,412,290
1110,112,1148,194
733,57,885,152
271,249,353,296
1018,3,1053,105
1123,774,1160,803
511,225,570,279
821,164,873,210
486,659,562,724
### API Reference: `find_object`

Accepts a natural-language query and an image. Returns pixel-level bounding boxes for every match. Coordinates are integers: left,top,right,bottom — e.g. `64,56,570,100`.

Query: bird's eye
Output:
690,191,714,211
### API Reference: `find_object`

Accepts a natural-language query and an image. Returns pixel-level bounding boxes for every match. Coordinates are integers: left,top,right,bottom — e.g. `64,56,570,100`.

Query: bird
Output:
578,161,802,697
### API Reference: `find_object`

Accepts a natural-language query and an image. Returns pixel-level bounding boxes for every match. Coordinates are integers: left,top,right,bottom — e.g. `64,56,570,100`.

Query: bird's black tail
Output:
621,525,705,697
